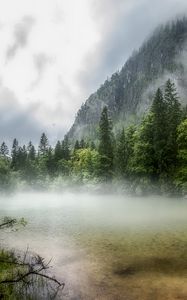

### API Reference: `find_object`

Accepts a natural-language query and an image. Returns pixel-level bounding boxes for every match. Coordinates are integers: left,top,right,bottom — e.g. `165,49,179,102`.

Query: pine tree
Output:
11,138,19,169
0,142,9,157
24,141,37,182
131,115,155,181
46,146,55,176
54,140,62,162
116,129,128,178
80,139,85,149
151,88,168,175
74,140,80,152
98,106,113,181
27,141,36,161
18,145,27,170
38,133,49,156
61,135,70,161
182,105,187,120
164,79,182,172
90,141,96,150
123,125,136,177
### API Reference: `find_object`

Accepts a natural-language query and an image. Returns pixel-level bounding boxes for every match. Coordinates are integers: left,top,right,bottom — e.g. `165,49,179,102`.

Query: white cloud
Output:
0,0,186,143
0,0,100,142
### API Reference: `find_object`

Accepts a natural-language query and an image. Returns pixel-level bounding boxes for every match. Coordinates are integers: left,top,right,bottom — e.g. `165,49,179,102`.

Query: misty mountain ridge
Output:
67,17,187,142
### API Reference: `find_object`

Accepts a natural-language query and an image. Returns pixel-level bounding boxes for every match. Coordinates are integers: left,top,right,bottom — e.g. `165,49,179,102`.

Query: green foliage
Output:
0,158,12,190
27,141,36,161
98,107,114,181
38,132,49,156
0,80,186,194
164,79,182,174
0,250,17,299
115,125,136,178
115,128,128,178
175,118,187,193
57,159,71,176
114,80,185,194
151,88,168,175
61,135,70,161
0,142,9,157
131,114,155,177
54,140,62,161
11,138,19,170
72,148,100,183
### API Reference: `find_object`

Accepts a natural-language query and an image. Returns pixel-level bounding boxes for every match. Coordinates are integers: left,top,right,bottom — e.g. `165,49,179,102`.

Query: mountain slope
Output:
67,18,187,142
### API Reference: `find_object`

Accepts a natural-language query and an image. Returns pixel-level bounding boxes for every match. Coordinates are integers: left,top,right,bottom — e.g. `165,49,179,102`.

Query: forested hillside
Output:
67,18,187,142
0,79,186,195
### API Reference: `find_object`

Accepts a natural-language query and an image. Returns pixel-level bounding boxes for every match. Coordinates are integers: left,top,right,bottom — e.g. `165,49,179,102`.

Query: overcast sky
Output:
0,0,187,146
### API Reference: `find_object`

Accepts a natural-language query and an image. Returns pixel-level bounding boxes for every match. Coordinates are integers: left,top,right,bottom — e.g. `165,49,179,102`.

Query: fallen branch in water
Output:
0,217,27,230
0,248,65,298
0,218,16,229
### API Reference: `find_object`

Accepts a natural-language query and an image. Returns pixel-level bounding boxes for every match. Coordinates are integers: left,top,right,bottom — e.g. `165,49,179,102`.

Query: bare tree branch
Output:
0,218,16,228
0,250,65,298
0,217,64,298
0,217,27,230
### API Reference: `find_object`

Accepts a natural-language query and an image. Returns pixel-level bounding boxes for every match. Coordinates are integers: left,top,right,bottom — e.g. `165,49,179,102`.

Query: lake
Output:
0,191,187,299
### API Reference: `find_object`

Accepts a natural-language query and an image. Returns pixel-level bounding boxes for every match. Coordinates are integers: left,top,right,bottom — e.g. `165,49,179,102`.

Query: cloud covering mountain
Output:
0,0,187,145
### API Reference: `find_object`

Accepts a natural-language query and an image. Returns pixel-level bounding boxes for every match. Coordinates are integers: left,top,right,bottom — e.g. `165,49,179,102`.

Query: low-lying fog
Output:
0,192,187,299
0,192,186,228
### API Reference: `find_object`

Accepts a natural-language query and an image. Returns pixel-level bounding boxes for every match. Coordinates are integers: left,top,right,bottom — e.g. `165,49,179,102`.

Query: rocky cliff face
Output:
67,18,187,142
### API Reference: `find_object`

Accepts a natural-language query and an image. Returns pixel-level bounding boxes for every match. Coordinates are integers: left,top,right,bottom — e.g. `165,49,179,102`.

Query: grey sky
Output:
0,85,42,146
0,0,187,147
78,0,187,94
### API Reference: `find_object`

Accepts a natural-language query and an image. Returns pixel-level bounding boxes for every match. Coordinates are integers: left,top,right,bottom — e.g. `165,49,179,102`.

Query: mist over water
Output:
0,191,186,227
0,192,187,299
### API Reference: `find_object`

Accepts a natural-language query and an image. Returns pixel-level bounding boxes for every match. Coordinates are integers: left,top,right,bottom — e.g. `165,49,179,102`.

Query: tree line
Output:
0,79,186,194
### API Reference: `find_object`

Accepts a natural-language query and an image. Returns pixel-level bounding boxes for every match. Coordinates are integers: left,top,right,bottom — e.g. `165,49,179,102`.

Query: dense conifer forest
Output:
0,79,186,195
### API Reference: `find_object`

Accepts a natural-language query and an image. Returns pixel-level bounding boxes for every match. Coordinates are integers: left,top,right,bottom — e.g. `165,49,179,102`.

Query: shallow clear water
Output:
0,192,187,299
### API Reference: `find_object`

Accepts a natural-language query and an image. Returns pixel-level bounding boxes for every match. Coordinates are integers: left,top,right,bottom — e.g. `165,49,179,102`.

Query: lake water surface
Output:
0,192,187,299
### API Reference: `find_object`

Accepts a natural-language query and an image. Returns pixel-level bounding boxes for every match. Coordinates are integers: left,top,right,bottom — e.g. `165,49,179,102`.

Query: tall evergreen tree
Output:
11,138,19,170
90,141,96,150
116,129,128,178
0,142,9,157
46,146,55,176
98,106,113,181
27,141,36,161
38,133,49,156
24,142,37,182
54,140,62,162
131,115,155,180
61,135,70,161
151,88,168,176
74,140,80,152
164,79,182,172
80,139,85,149
17,145,27,170
124,125,136,177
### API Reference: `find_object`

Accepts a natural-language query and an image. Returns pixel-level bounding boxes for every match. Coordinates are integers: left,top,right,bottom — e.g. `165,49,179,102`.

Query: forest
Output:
67,18,187,142
0,79,186,196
